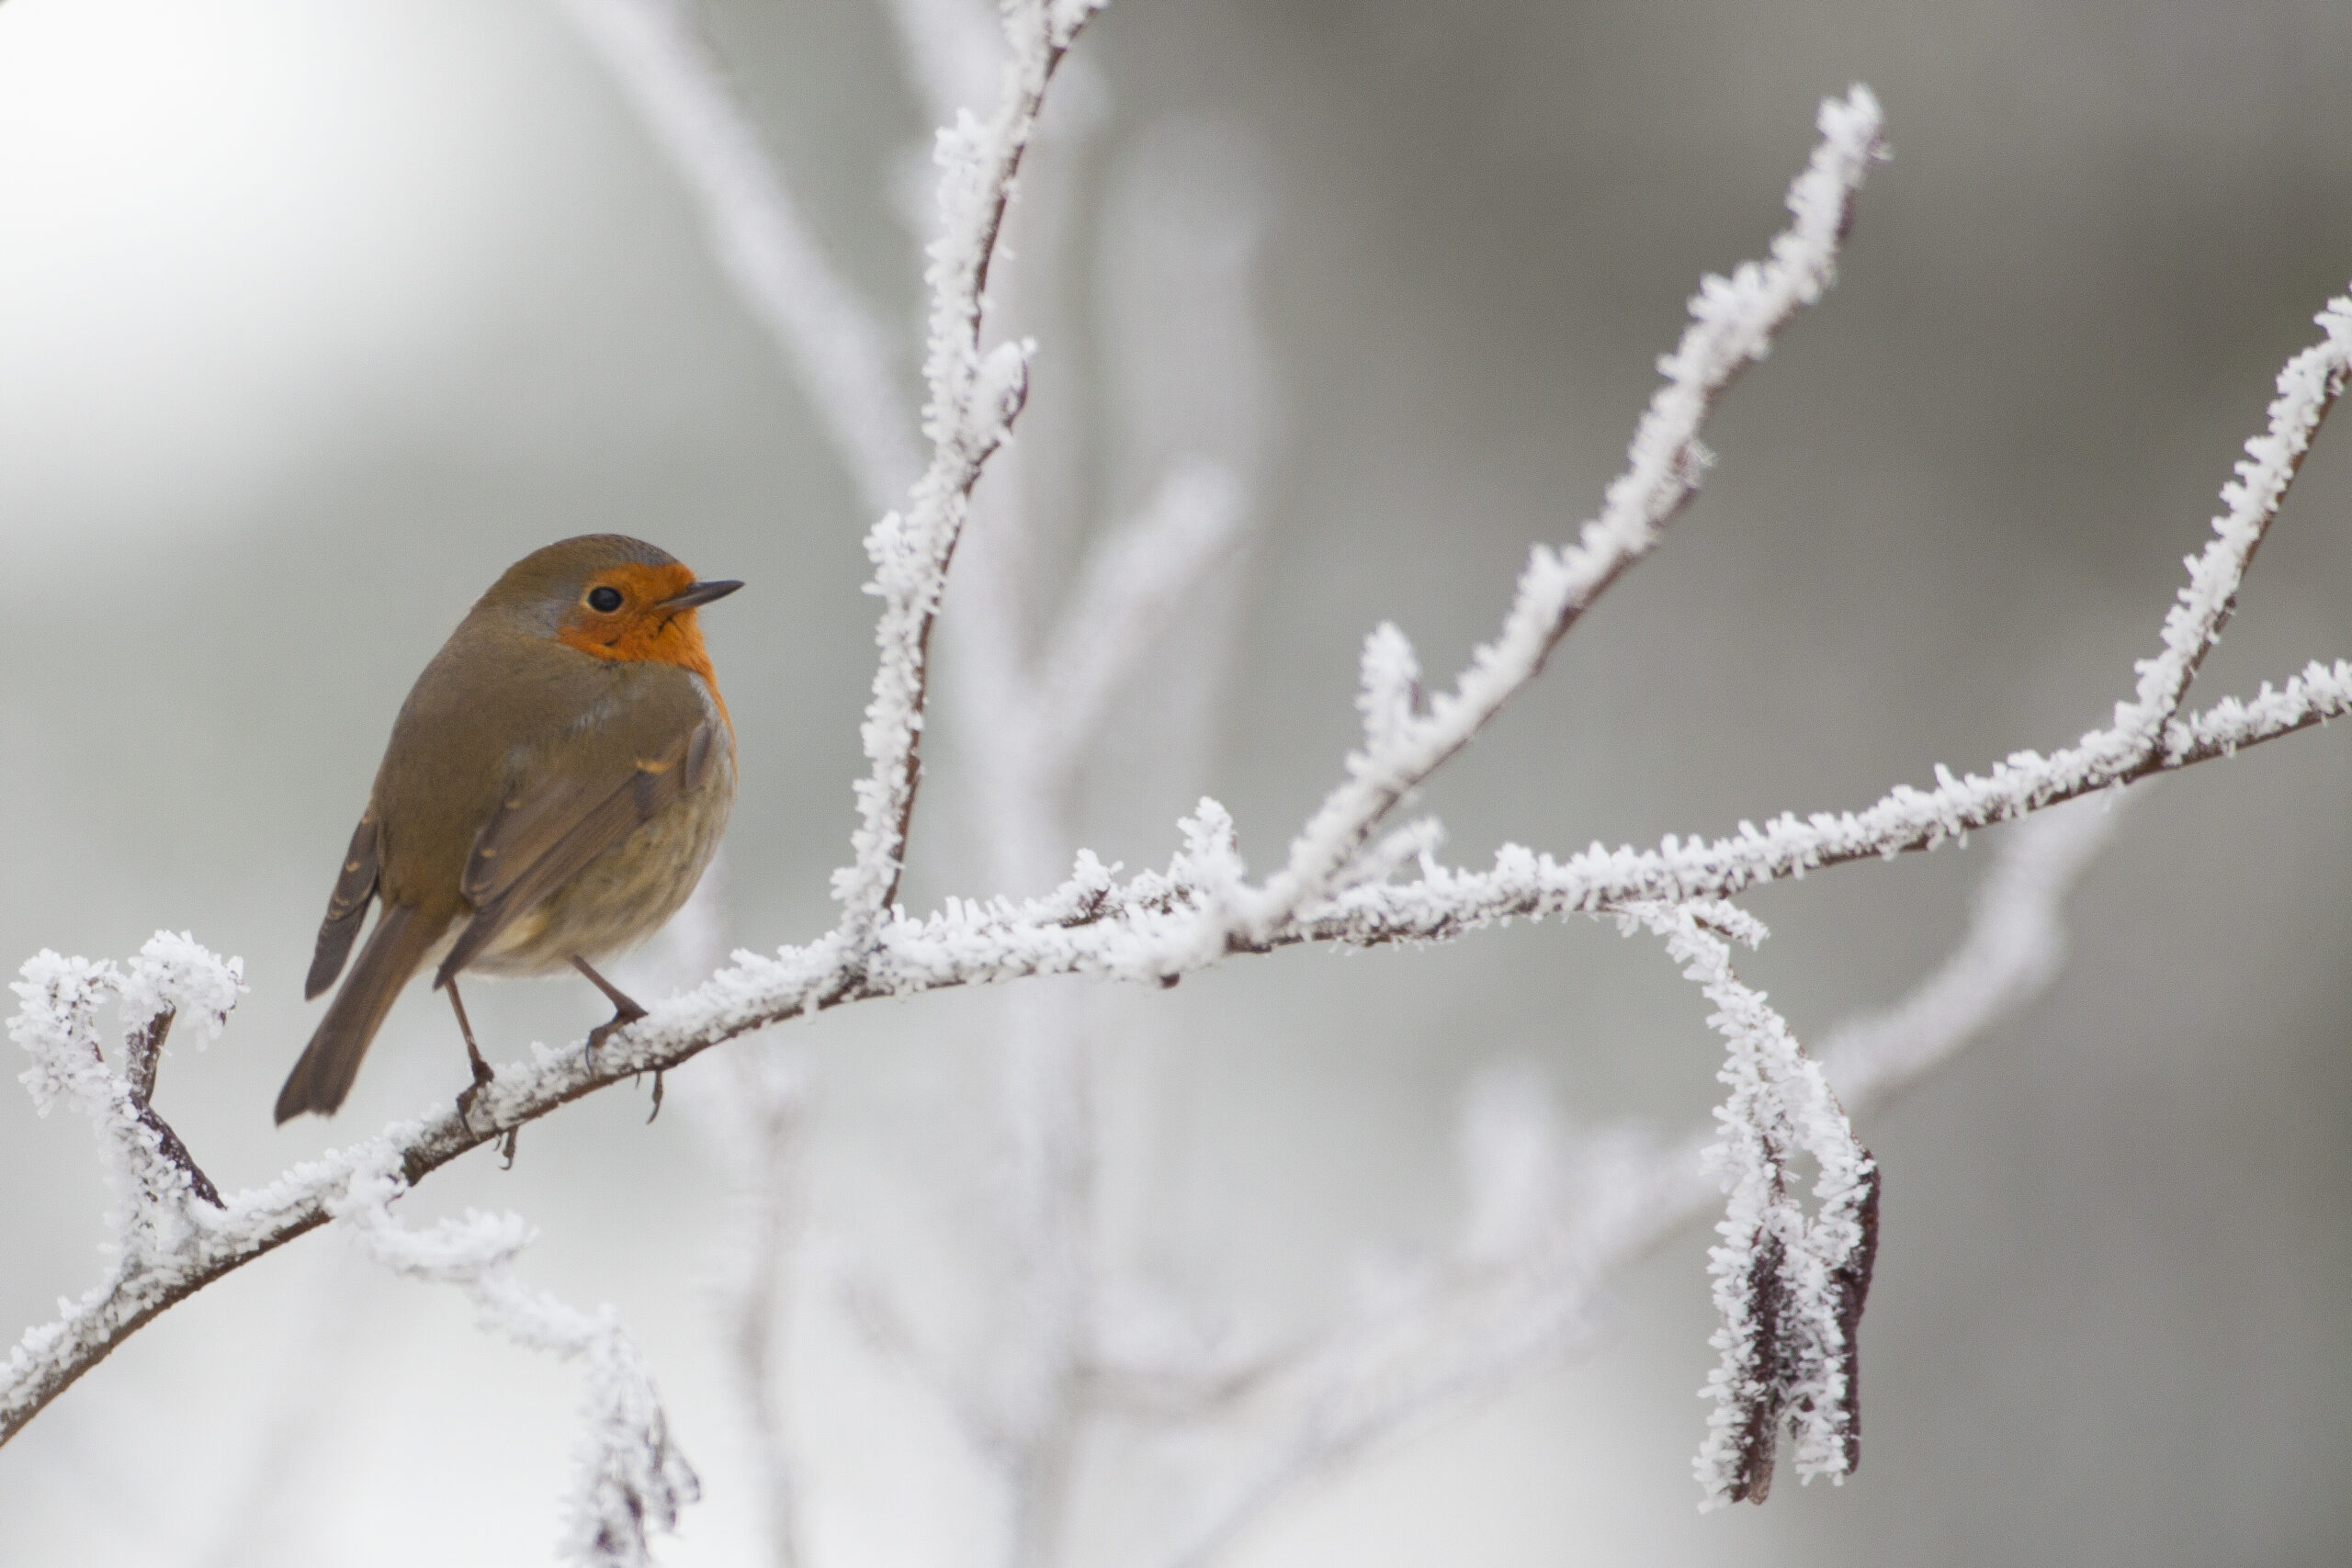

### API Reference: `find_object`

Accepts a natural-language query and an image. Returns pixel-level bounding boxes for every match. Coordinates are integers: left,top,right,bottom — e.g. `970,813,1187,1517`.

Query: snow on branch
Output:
334,1153,700,1566
9,933,243,1252
1231,86,1890,938
1284,652,2352,956
2163,657,2352,763
833,0,1109,937
2124,311,2352,747
1623,902,1875,1506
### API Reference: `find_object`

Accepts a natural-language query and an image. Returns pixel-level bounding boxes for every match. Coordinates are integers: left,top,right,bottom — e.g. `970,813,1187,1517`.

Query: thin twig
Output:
833,0,1109,939
1232,88,1891,938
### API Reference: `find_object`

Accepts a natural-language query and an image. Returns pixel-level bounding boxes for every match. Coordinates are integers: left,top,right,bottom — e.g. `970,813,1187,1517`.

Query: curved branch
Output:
9,94,2347,1468
7,647,2335,1451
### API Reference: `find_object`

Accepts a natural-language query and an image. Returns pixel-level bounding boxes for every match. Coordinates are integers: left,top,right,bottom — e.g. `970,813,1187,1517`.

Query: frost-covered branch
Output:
560,0,1114,949
1279,658,2350,953
833,0,1108,938
8,933,242,1259
1226,87,1889,941
334,1152,698,1566
548,6,1251,1561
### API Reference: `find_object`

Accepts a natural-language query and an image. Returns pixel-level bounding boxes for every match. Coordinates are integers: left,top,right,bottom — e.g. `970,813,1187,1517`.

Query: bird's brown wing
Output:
305,807,381,1000
434,716,719,987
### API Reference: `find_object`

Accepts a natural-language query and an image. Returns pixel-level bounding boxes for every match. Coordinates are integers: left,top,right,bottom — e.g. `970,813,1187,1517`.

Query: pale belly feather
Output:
455,745,735,978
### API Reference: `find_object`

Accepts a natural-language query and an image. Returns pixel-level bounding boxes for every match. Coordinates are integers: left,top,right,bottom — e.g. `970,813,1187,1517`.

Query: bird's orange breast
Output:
553,560,731,731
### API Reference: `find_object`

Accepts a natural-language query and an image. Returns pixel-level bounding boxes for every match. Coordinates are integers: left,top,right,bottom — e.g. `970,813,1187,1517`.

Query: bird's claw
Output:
454,1032,500,1129
583,1003,648,1066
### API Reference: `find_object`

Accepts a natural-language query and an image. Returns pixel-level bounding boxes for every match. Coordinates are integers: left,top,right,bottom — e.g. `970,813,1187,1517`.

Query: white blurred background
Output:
2,0,2347,1563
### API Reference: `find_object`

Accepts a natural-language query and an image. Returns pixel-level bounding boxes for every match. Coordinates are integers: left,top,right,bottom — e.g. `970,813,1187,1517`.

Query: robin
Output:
274,535,741,1122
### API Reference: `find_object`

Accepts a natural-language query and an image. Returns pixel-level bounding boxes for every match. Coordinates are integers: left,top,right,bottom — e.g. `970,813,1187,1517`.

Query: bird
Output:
274,534,741,1123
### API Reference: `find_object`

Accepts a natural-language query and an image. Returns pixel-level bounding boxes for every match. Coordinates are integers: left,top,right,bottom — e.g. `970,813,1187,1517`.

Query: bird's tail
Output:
275,903,448,1122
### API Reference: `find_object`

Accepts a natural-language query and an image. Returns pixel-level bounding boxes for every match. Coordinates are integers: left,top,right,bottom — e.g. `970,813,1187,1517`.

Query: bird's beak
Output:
659,580,744,612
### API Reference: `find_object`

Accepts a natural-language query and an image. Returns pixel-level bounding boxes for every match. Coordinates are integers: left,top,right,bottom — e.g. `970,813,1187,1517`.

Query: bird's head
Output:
481,534,742,681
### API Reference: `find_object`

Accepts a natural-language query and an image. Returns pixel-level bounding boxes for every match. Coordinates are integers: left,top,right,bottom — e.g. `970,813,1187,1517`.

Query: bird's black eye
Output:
586,586,625,614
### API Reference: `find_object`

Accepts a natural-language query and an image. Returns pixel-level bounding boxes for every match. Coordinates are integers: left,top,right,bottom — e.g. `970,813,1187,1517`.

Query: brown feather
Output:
435,722,711,987
275,902,453,1122
305,807,380,1000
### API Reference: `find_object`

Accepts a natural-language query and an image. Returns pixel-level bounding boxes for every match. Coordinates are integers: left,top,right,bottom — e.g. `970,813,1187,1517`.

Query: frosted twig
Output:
334,1152,699,1566
1229,87,1890,940
832,0,1109,940
4,448,2334,1467
8,933,242,1248
545,0,939,1542
571,4,1250,1557
1281,653,2351,951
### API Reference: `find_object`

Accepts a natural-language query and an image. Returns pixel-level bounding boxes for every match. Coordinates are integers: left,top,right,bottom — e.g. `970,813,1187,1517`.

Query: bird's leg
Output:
448,978,496,1122
571,955,647,1062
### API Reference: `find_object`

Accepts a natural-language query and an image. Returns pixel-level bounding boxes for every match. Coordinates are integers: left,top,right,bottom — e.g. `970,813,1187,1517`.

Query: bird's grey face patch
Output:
524,595,568,637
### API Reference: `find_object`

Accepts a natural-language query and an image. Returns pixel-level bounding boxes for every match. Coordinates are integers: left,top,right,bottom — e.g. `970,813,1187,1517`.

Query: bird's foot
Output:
573,956,648,1067
584,1000,647,1065
455,1036,497,1124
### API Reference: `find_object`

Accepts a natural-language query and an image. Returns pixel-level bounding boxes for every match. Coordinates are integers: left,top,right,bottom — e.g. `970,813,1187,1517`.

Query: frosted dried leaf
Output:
1623,901,1878,1506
